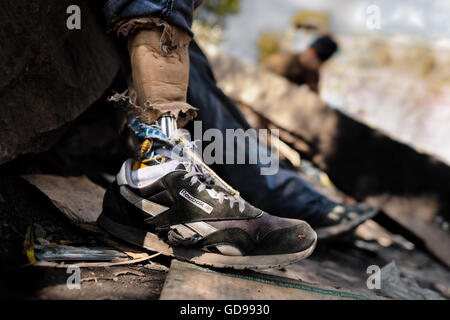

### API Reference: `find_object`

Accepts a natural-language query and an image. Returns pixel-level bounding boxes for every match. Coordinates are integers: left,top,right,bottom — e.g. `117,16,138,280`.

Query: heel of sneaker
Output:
99,181,134,227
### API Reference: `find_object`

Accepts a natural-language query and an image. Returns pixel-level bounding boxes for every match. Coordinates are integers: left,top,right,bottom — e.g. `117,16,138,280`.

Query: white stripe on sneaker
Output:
119,186,168,217
120,186,243,256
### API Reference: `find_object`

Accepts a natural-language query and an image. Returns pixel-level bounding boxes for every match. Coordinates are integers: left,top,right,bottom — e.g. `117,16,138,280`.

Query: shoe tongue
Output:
174,161,234,197
175,162,203,177
175,163,187,170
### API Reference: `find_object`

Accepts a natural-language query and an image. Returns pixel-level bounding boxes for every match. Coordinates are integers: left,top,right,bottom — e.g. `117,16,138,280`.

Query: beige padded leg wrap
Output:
119,17,197,127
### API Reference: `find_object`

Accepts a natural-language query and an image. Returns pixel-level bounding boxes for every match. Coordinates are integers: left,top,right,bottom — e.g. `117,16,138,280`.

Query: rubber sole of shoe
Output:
97,214,317,270
316,208,378,239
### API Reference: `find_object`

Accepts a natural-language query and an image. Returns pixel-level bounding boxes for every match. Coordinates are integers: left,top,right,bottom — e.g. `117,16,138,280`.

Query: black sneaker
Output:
309,202,378,239
98,159,317,269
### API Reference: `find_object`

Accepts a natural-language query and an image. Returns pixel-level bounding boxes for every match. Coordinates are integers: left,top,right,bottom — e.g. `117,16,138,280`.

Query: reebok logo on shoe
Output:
179,189,214,214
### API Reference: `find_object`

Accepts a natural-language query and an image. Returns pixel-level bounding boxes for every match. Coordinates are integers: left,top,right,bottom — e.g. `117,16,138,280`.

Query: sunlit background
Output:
208,0,450,64
195,0,450,165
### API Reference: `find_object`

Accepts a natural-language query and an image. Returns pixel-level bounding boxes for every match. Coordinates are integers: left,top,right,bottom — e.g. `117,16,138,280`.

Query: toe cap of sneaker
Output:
253,221,317,255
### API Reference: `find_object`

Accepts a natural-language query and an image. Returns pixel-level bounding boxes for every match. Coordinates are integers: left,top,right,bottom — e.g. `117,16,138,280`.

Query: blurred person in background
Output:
262,35,338,93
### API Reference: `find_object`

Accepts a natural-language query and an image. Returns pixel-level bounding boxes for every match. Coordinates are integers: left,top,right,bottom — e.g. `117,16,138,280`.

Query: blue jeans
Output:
103,0,339,222
103,0,203,35
185,42,337,222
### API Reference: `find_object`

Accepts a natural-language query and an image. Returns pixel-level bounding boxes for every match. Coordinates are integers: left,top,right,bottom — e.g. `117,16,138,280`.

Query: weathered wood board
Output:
22,175,105,224
160,260,376,300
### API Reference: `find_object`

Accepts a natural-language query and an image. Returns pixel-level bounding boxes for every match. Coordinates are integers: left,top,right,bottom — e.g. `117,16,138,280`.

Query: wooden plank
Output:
22,174,105,224
160,260,374,300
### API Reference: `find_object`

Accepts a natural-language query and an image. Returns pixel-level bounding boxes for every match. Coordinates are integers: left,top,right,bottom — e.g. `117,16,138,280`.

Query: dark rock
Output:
0,0,120,164
33,223,46,239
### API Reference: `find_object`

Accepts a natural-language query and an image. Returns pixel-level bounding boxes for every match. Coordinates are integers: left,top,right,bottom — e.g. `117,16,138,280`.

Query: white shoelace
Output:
182,166,246,213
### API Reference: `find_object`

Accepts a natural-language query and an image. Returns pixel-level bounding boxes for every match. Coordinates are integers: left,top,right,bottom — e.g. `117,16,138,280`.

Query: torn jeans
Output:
103,0,203,35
